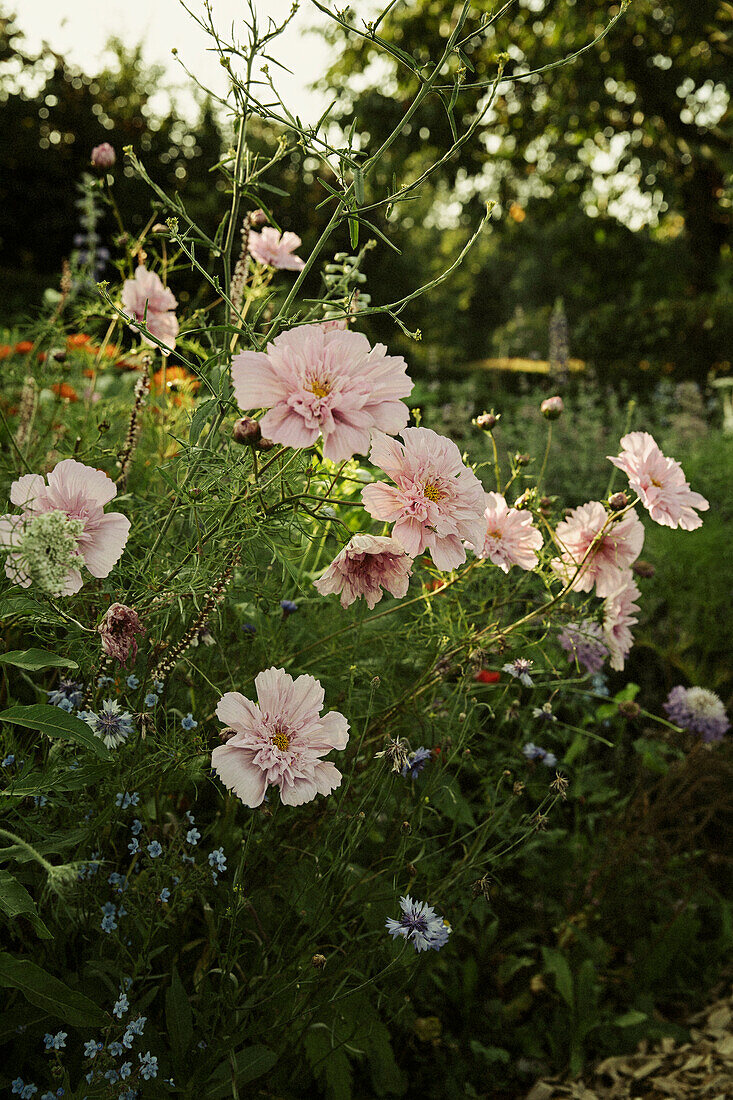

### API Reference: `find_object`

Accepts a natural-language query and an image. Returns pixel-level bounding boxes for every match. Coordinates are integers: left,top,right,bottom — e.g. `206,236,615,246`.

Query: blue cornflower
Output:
280,599,298,616
401,746,432,780
522,742,558,767
186,828,201,846
43,1030,66,1050
115,791,139,809
120,1061,132,1079
139,1052,158,1080
144,693,158,708
128,837,140,855
242,623,256,634
113,993,129,1018
385,895,451,953
2,754,15,767
208,848,227,873
158,888,171,903
109,1041,124,1057
147,841,162,859
108,872,127,893
126,675,140,689
503,658,535,687
47,680,84,709
22,1087,38,1100
97,675,114,687
130,819,142,835
101,905,118,932
181,713,197,730
102,901,117,917
154,680,164,693
127,1016,146,1037
81,701,134,749
103,1069,119,1084
56,698,74,712
84,1039,103,1058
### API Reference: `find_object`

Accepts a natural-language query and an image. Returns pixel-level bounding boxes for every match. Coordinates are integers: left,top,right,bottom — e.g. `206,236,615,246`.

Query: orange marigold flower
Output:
0,345,12,360
51,382,78,401
67,333,91,348
15,341,34,354
152,364,200,403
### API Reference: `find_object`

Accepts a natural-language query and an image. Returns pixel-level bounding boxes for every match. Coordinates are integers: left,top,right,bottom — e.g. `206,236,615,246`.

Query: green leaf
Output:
0,952,107,1027
0,649,78,672
0,596,63,624
206,1045,278,1097
614,1010,648,1027
189,398,218,445
541,946,574,1008
0,869,52,939
166,966,193,1060
0,705,110,761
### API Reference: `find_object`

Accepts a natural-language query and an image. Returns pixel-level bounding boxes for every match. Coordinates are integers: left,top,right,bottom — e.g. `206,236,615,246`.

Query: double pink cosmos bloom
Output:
362,428,486,571
469,492,543,572
608,431,709,530
121,266,179,353
551,500,644,598
212,667,349,808
314,534,413,609
231,323,413,462
1,459,130,595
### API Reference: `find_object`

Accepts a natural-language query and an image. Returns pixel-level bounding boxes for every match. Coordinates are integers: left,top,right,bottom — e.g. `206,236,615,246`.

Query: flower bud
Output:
232,417,262,446
91,143,116,169
219,726,237,743
249,209,267,227
541,395,564,420
617,700,641,719
514,453,531,467
256,436,276,451
607,491,629,512
401,820,411,835
632,559,656,579
311,953,327,971
152,223,169,235
475,410,500,431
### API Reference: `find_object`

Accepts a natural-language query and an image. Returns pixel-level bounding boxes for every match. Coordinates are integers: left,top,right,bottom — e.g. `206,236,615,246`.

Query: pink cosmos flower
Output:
603,574,641,671
248,227,305,271
211,667,349,807
121,266,179,352
469,492,543,572
0,460,130,595
608,431,709,530
231,324,412,462
551,500,644,598
362,428,486,571
314,534,413,609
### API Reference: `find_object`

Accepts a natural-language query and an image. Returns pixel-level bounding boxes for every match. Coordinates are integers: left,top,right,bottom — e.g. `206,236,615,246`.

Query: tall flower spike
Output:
231,323,413,462
362,427,486,571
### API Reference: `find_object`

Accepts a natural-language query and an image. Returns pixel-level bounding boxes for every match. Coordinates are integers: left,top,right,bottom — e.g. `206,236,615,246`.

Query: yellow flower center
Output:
650,477,662,487
488,528,503,540
423,482,444,503
307,377,331,398
271,727,290,752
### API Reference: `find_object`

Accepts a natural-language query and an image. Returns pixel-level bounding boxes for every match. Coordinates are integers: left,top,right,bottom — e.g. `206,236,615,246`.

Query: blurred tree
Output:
322,0,732,378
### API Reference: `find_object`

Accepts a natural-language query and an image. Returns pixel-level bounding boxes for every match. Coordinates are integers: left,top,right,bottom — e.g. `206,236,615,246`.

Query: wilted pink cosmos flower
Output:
212,667,349,807
98,603,145,666
469,492,543,572
121,266,179,353
0,460,130,595
608,432,709,530
362,428,486,571
551,500,644,598
248,227,305,271
231,324,412,462
91,142,116,169
314,534,413,609
602,574,640,670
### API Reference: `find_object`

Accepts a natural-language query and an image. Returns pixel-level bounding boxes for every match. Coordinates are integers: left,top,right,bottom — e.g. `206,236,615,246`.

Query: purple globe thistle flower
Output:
385,895,451,953
80,700,134,749
664,685,730,743
280,599,298,616
400,746,432,780
558,620,608,674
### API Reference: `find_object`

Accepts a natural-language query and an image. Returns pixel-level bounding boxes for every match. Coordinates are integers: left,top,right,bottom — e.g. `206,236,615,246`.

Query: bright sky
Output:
13,0,344,120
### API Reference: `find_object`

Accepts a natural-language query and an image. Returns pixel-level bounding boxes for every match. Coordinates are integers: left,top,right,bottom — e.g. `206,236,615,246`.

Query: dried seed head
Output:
617,700,641,719
311,953,327,971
